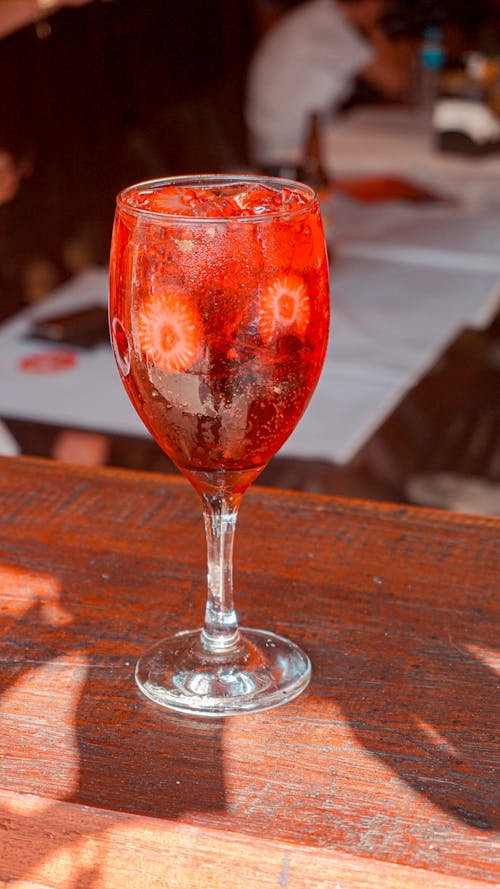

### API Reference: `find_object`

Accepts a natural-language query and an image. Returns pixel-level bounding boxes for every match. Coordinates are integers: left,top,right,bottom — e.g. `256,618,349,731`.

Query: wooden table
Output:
0,456,498,888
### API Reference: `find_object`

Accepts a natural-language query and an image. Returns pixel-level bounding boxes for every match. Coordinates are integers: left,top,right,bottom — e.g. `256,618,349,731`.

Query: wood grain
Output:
0,456,498,888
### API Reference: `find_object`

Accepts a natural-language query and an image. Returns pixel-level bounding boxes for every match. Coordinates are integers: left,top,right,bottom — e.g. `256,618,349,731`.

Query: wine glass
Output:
109,174,330,716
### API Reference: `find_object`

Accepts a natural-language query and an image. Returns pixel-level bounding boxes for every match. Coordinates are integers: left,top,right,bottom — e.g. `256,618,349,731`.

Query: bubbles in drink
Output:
112,178,330,475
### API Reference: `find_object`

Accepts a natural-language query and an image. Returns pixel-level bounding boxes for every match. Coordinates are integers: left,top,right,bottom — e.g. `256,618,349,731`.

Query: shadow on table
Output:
304,569,499,832
0,557,225,885
0,519,497,886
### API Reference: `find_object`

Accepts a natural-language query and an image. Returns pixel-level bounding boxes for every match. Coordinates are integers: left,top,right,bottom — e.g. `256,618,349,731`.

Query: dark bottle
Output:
297,112,330,191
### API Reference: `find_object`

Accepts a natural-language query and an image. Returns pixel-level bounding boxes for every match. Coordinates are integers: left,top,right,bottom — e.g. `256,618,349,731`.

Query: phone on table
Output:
26,305,110,349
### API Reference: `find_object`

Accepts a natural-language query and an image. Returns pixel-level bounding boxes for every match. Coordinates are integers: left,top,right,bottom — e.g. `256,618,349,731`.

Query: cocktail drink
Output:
109,175,330,715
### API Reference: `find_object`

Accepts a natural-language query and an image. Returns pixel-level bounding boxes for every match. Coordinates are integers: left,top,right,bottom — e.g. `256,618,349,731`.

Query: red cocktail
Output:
110,175,330,715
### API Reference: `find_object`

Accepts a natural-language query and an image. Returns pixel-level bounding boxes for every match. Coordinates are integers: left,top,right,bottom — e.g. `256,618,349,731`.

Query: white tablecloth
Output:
1,108,499,464
0,254,498,465
324,106,500,202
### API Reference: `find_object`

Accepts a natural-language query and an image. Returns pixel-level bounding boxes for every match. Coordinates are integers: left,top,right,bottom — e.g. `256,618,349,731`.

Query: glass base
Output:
135,628,311,716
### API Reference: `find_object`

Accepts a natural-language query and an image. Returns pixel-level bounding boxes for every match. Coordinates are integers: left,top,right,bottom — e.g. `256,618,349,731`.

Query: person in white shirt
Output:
246,0,409,167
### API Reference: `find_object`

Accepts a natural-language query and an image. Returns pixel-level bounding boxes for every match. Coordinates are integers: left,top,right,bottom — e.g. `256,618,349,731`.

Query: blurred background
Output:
0,0,499,514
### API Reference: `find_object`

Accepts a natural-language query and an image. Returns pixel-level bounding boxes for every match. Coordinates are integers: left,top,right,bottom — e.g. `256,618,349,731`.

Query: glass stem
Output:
200,491,242,654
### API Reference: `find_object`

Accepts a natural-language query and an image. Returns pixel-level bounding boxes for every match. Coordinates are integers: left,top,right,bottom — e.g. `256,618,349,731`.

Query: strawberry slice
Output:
134,287,201,372
258,274,310,343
